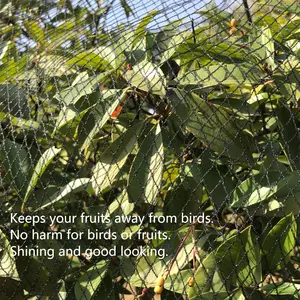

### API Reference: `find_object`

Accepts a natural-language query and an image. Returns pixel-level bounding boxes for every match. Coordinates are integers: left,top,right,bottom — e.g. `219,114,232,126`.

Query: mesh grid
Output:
0,0,300,299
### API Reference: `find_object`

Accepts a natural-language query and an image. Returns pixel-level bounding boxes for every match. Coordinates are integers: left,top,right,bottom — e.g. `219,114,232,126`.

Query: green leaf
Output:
128,122,164,204
53,105,91,136
0,113,39,131
58,280,67,300
273,173,300,214
261,26,276,70
80,88,129,152
263,0,300,15
190,291,230,300
70,46,121,70
188,251,217,297
163,179,202,231
161,33,190,64
58,0,73,12
197,8,233,29
120,0,133,18
105,189,134,217
129,253,164,286
167,242,194,276
124,61,166,96
132,10,160,48
46,28,79,53
152,20,186,63
0,25,14,36
0,229,20,281
277,105,300,170
74,260,108,300
23,20,46,45
233,186,277,207
187,116,253,164
124,49,146,66
215,226,262,287
275,60,300,87
95,6,110,17
260,282,300,298
232,176,259,207
53,72,112,135
275,172,300,198
131,230,209,289
247,92,281,106
91,121,144,195
0,139,30,197
0,278,24,300
201,150,235,208
0,41,11,61
34,178,91,211
169,89,254,163
16,256,57,296
22,146,61,212
178,63,262,87
54,73,101,106
0,56,27,83
66,51,108,71
175,42,259,64
0,84,30,119
250,29,269,63
163,270,192,294
224,290,242,300
262,213,297,271
276,19,300,41
231,171,282,207
55,72,112,106
37,55,76,77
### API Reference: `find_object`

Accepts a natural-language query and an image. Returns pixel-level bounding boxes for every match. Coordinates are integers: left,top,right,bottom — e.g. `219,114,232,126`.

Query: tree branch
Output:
243,0,253,24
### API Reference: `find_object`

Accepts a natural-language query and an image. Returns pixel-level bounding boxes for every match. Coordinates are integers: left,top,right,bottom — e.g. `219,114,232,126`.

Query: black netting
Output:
0,0,300,299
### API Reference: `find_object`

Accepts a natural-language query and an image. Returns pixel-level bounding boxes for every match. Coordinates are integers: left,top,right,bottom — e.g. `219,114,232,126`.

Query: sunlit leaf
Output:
124,61,166,96
34,178,91,211
0,229,20,281
22,146,61,212
128,122,164,204
132,10,160,48
92,121,144,195
0,139,30,197
74,260,108,300
262,213,297,271
23,20,46,46
216,227,262,286
178,63,262,87
0,84,30,119
80,88,129,152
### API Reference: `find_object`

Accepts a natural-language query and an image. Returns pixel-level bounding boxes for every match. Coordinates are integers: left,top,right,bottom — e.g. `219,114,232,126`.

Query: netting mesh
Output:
0,0,300,299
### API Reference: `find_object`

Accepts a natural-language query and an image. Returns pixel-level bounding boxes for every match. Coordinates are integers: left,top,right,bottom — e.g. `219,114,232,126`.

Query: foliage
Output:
0,0,300,299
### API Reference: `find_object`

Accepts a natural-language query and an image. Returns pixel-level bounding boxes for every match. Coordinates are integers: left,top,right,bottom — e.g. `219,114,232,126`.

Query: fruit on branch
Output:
187,276,195,287
110,105,123,119
230,18,237,27
154,285,164,294
154,276,165,294
229,28,237,35
155,276,165,286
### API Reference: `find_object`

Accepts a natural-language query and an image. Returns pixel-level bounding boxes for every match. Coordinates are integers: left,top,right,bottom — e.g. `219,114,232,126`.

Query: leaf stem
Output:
164,222,196,279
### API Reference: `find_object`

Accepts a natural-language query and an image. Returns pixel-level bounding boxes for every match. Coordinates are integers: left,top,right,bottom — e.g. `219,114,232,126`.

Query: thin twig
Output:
242,0,253,24
191,19,196,44
165,222,197,279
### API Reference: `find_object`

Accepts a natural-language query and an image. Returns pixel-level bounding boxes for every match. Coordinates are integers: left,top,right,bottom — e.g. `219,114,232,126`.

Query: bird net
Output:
0,0,300,299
